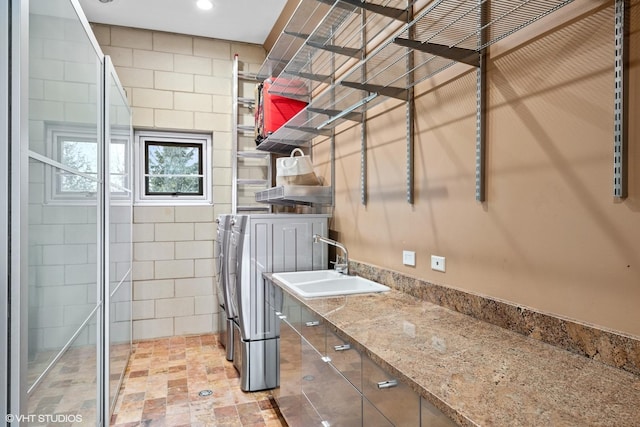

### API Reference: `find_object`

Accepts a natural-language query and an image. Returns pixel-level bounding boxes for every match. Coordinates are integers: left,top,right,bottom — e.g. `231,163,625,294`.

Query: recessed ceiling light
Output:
196,0,213,10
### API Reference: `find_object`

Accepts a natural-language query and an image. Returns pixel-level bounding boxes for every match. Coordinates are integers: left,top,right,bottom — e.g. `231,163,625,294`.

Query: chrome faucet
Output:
313,234,349,275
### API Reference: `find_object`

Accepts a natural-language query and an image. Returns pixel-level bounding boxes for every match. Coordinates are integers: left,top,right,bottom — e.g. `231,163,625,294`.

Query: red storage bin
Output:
255,80,307,144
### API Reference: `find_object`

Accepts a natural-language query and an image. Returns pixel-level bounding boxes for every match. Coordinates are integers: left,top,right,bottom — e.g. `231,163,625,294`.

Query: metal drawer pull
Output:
305,320,320,327
278,315,287,320
334,344,351,351
377,379,398,389
275,311,282,316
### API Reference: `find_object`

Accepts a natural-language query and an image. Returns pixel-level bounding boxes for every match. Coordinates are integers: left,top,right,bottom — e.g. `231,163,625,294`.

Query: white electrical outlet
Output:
402,250,416,266
431,255,446,272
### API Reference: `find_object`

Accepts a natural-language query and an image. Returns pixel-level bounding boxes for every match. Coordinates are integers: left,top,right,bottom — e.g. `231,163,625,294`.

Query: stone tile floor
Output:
110,334,287,426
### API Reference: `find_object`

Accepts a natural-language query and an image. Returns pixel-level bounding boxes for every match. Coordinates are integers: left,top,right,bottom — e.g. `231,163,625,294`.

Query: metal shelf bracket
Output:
340,81,408,100
336,0,409,21
393,38,480,67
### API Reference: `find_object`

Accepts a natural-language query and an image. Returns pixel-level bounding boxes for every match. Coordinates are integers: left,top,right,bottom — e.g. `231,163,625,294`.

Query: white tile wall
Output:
133,279,175,300
174,277,213,297
175,241,214,260
93,23,265,340
174,314,212,335
133,318,174,340
156,297,194,318
154,259,194,279
155,223,194,241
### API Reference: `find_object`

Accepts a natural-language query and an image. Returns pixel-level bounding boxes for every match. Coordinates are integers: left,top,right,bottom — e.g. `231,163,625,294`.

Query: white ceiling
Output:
77,0,288,45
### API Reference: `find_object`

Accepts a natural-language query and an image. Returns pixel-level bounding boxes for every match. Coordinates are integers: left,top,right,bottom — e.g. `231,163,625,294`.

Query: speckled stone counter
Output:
266,274,640,427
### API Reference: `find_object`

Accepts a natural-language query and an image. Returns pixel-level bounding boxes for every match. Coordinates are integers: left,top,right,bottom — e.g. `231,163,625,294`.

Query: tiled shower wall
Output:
91,24,266,340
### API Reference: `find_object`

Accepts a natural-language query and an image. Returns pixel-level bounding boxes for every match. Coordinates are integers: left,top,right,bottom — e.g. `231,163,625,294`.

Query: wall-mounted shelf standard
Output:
613,0,629,200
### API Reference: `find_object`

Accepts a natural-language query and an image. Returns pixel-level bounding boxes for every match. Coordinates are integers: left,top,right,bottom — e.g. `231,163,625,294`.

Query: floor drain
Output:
198,389,213,397
303,375,315,381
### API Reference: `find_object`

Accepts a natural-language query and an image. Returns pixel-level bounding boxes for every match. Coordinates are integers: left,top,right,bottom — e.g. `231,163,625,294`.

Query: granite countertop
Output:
266,274,640,427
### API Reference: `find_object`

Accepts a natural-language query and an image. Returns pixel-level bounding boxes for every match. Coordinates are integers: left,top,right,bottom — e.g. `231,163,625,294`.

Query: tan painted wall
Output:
320,2,640,337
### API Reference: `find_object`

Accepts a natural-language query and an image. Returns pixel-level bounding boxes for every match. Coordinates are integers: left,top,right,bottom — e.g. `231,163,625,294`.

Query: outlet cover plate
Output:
431,255,446,272
403,250,416,266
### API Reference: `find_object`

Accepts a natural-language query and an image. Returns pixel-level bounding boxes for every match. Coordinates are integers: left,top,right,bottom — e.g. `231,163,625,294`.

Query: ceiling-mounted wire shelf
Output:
256,82,380,154
262,0,411,101
257,0,576,155
257,0,333,80
341,0,575,94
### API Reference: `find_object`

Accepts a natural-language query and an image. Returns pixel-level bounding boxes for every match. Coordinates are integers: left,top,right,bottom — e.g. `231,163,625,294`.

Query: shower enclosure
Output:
3,0,133,424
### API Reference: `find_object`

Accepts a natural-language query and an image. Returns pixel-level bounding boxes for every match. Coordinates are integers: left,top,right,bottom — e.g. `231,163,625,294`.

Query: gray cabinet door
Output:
362,355,420,426
276,319,305,427
363,397,394,427
422,397,458,427
327,328,362,391
302,339,362,427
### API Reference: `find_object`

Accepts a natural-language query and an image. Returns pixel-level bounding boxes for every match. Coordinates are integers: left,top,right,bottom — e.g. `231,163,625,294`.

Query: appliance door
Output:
215,215,228,313
227,215,246,327
220,215,235,320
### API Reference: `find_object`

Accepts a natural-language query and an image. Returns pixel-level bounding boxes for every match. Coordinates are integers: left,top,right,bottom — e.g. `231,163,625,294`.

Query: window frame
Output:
134,130,212,206
44,122,131,205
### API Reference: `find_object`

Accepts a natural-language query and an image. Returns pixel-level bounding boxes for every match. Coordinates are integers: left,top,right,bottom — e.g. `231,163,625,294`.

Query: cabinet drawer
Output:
301,339,362,427
264,278,283,312
363,397,394,427
299,305,326,353
362,356,420,426
326,329,362,391
281,292,301,327
422,396,458,427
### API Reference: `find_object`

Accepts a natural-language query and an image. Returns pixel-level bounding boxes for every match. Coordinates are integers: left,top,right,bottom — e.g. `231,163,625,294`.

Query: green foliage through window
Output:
145,142,203,195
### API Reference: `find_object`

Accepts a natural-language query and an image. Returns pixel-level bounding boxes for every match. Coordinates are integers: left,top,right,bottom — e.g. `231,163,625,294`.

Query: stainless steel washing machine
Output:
228,214,329,391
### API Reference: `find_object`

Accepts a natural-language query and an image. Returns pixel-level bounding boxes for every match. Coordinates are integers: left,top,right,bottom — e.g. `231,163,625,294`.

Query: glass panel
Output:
28,0,102,402
145,142,201,191
109,275,131,409
28,0,100,159
301,339,361,426
27,312,99,426
146,176,203,195
108,69,132,411
28,160,98,386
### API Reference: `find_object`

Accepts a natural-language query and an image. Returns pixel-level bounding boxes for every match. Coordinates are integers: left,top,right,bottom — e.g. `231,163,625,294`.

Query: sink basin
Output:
272,270,390,298
272,269,343,287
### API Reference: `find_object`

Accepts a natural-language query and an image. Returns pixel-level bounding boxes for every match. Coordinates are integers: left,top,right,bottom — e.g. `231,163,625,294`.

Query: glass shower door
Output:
27,0,104,424
105,56,133,413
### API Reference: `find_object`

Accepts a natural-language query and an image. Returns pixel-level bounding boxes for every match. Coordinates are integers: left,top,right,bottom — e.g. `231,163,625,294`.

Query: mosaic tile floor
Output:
110,334,287,427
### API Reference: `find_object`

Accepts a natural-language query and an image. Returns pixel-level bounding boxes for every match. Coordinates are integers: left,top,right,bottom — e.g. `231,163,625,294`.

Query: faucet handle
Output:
331,256,348,274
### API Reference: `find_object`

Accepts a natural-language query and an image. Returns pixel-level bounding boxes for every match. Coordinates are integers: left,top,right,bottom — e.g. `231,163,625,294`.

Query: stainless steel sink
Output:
272,270,390,298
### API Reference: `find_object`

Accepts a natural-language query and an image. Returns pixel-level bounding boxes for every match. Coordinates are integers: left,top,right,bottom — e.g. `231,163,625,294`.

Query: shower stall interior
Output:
4,0,133,424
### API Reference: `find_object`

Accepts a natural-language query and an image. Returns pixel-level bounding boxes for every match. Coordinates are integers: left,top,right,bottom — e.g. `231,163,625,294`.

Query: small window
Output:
45,123,130,204
135,130,212,205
